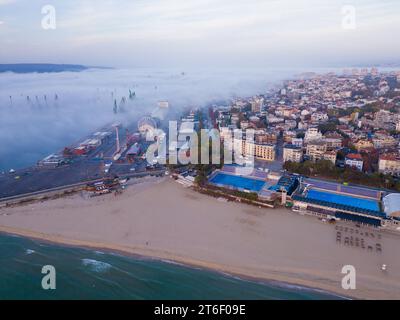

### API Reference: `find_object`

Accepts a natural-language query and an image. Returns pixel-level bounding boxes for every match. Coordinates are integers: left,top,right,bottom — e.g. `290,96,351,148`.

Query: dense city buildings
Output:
209,68,400,192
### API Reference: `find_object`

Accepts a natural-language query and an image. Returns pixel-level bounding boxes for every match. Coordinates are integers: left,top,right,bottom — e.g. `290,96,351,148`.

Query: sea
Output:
0,233,341,300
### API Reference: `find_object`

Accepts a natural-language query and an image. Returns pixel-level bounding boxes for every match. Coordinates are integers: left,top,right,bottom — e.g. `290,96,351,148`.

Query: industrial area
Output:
0,102,169,200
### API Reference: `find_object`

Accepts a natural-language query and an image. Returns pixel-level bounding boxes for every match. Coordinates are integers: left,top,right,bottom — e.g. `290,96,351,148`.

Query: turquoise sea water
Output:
0,233,342,300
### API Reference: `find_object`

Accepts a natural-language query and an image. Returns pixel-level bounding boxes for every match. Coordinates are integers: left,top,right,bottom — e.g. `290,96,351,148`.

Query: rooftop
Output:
283,144,302,150
380,155,400,161
346,153,363,160
383,193,400,217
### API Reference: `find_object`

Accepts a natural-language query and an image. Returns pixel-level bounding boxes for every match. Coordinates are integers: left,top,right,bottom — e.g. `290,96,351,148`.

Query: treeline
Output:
199,183,259,201
283,160,400,191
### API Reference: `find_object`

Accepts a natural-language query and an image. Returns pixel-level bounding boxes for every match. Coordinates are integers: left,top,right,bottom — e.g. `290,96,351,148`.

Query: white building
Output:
291,138,303,147
379,155,400,176
233,137,276,161
283,145,303,163
158,100,169,108
396,119,400,132
304,127,323,143
345,154,364,171
311,112,329,123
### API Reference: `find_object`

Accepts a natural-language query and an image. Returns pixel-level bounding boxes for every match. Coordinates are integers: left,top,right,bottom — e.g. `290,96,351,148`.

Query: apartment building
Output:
251,97,264,113
379,155,400,176
283,144,303,163
306,140,337,164
373,135,398,149
324,133,343,150
304,127,323,143
354,139,374,151
323,150,337,164
306,140,327,161
233,138,276,161
345,153,364,171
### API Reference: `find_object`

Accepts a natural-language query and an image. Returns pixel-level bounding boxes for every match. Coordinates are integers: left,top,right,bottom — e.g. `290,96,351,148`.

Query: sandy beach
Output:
0,176,399,299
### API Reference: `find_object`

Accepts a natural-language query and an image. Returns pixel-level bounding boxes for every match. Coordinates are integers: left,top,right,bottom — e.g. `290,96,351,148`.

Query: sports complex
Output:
208,165,298,202
208,165,400,228
292,178,398,227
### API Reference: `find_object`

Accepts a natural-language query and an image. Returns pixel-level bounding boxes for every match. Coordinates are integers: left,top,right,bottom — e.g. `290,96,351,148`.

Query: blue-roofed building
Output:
269,176,299,195
291,179,388,227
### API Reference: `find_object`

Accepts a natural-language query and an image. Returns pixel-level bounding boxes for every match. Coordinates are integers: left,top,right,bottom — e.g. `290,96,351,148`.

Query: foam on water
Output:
82,259,112,273
0,233,342,299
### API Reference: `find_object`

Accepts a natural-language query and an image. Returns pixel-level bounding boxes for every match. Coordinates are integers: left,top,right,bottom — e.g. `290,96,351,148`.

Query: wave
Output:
25,249,35,255
160,259,186,267
81,259,112,273
258,280,350,300
214,270,346,300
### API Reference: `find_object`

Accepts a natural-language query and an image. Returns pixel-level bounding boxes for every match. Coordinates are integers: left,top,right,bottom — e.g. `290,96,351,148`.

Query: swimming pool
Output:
306,189,380,212
209,173,265,192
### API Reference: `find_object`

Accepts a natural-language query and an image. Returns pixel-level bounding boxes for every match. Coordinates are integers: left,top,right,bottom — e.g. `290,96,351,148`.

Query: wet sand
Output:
1,176,399,299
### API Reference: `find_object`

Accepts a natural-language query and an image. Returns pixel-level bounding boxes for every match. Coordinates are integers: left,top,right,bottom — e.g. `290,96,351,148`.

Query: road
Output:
0,166,165,202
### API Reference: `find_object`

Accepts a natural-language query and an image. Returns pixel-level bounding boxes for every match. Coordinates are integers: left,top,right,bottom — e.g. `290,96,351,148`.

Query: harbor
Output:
0,114,166,201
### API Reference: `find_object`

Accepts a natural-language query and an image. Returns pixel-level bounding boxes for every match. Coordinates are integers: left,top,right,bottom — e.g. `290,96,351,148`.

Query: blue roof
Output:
269,176,299,195
292,195,385,218
335,211,381,226
307,189,379,212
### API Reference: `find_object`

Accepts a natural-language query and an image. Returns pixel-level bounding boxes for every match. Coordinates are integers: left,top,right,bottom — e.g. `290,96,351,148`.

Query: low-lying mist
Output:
0,67,295,171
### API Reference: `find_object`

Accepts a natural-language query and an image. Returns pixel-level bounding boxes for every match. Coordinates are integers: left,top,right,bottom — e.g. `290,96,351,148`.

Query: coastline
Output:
1,177,399,300
0,225,349,300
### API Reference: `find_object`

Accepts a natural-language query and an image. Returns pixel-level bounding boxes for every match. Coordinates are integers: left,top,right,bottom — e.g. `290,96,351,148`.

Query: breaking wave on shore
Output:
0,232,342,300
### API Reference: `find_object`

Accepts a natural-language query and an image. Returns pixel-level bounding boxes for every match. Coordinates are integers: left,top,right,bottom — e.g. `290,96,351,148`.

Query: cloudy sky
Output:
0,0,399,68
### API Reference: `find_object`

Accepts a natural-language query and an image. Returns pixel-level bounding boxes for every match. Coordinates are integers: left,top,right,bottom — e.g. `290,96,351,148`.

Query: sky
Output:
0,0,399,68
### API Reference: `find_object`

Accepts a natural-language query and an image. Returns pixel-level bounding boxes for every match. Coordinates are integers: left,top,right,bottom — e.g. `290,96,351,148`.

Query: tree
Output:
318,121,338,134
336,150,345,161
195,174,207,186
296,132,305,139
